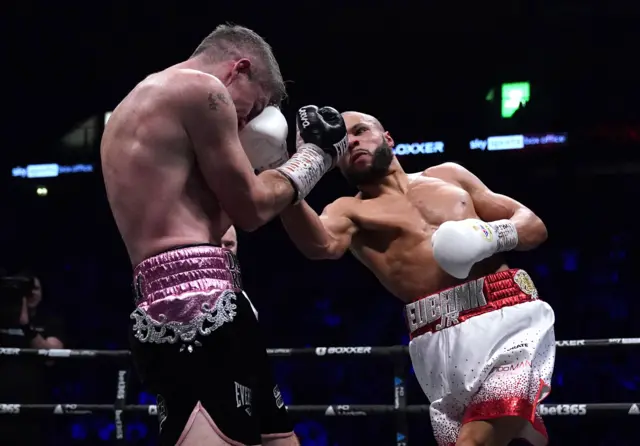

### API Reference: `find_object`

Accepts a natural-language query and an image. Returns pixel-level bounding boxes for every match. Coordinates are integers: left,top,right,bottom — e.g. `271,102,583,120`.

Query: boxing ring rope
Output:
1,338,639,446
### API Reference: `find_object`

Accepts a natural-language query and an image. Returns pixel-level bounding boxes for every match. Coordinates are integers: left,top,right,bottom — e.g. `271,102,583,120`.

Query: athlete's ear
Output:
384,131,394,148
231,59,252,79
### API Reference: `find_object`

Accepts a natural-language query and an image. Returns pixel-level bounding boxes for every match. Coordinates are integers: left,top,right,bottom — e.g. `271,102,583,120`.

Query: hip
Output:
411,299,555,357
409,299,556,401
405,268,546,338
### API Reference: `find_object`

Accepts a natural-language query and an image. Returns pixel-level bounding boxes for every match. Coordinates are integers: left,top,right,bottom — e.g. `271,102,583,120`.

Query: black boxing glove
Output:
276,105,348,203
296,106,348,162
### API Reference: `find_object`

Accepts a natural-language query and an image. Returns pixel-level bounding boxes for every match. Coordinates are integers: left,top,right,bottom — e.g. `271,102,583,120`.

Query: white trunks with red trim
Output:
406,269,556,446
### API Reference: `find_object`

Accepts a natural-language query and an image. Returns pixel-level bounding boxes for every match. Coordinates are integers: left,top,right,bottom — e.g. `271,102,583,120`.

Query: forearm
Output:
256,169,296,215
246,145,332,231
281,201,334,259
236,170,295,232
502,208,548,251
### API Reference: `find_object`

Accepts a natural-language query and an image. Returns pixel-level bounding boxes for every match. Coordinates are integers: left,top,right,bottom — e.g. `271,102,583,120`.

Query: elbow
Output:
293,241,339,261
234,213,265,233
535,218,548,245
233,202,271,233
513,211,547,251
324,247,346,260
234,186,284,232
306,243,344,261
520,216,547,249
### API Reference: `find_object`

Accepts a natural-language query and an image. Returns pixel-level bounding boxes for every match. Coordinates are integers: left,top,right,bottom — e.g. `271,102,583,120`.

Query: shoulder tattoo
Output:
207,92,230,111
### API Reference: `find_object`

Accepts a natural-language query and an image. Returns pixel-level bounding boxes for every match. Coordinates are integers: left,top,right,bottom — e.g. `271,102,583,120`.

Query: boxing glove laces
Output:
277,105,348,203
431,218,519,279
239,106,289,173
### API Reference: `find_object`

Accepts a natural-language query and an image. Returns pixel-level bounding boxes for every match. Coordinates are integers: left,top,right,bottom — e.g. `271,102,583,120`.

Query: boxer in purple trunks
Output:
101,24,348,446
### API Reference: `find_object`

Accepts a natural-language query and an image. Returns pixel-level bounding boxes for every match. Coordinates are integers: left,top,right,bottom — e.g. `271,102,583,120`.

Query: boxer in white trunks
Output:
102,23,348,446
280,111,555,446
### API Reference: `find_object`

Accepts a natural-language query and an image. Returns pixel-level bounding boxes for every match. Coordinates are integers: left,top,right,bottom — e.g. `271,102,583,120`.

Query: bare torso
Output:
101,68,231,266
349,171,508,303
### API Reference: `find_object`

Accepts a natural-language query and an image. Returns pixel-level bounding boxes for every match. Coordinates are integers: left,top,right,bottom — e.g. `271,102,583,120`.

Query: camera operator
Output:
0,271,64,349
0,270,66,445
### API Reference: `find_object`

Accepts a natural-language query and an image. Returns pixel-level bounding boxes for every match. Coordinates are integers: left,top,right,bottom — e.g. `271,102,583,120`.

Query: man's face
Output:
337,112,394,186
222,226,238,255
225,59,268,131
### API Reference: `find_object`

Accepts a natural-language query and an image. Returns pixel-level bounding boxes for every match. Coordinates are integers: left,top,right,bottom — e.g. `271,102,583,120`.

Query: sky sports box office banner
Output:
10,132,568,182
393,132,568,156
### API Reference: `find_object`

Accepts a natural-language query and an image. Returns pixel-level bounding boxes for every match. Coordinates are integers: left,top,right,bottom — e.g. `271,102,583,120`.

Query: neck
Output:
357,158,409,198
174,57,228,80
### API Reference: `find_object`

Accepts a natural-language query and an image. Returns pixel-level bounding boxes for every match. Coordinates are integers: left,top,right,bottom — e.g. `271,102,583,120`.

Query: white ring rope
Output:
0,337,637,445
0,402,638,416
0,337,638,359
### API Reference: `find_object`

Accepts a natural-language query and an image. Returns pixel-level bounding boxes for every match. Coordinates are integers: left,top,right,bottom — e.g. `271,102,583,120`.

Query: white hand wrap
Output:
276,143,332,203
239,106,289,173
432,218,519,279
489,219,519,252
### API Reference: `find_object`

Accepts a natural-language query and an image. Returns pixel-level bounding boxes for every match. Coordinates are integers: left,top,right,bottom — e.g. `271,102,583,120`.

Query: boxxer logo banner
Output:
315,346,372,356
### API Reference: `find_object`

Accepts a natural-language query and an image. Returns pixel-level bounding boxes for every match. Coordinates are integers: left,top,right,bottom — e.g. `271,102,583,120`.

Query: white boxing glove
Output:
431,218,519,279
239,106,289,173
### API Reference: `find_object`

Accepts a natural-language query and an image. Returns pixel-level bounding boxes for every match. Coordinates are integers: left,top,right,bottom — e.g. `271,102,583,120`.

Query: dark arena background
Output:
2,2,639,445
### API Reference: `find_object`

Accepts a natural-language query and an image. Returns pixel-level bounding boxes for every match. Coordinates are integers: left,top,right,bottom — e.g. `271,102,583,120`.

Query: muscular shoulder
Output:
424,162,466,176
423,162,473,184
159,69,231,110
156,69,238,137
168,68,224,90
405,163,466,182
117,69,227,122
423,162,489,195
323,196,361,218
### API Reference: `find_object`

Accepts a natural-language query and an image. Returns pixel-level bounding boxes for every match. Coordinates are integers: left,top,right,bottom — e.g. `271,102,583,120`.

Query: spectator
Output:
221,225,238,254
0,270,66,445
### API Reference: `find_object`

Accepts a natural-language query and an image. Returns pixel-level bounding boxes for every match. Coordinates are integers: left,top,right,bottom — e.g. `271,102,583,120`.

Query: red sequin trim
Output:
463,397,535,425
462,394,549,442
460,380,551,442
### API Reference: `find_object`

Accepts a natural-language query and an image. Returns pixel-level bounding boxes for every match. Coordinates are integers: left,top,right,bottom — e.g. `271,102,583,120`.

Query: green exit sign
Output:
501,82,530,118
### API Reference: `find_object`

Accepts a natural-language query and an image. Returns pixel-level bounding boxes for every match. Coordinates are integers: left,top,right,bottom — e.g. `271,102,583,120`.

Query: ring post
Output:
393,356,408,446
114,369,128,444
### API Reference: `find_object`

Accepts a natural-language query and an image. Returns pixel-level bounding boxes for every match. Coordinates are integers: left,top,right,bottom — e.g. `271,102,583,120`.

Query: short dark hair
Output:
191,24,286,106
